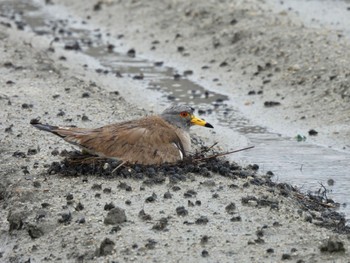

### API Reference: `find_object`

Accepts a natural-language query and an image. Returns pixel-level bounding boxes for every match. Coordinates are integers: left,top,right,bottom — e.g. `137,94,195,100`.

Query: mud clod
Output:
320,237,346,253
98,238,115,256
58,211,72,224
138,209,152,221
176,206,188,216
152,217,168,231
27,224,44,239
195,216,209,225
7,211,25,231
225,203,236,214
104,207,127,225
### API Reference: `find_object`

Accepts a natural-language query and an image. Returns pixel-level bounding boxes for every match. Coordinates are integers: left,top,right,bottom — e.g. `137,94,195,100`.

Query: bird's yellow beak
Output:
190,115,214,128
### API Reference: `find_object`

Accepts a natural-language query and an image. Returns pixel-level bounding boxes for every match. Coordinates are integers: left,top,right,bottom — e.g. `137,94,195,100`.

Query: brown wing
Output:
53,116,185,165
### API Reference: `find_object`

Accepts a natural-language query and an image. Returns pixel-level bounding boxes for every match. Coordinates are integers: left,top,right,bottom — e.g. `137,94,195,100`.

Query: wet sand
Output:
1,0,350,262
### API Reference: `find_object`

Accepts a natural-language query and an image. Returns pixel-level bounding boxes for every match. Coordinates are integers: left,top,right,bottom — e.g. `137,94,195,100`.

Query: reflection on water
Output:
1,0,349,219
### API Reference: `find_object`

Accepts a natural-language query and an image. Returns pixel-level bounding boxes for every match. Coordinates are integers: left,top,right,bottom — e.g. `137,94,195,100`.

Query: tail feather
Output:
30,118,63,137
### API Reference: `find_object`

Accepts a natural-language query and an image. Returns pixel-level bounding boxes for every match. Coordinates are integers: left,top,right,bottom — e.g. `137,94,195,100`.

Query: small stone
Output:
104,202,115,211
230,216,242,222
75,202,84,211
145,193,157,203
195,216,209,225
281,254,291,260
200,235,209,244
201,250,209,257
320,237,345,253
176,206,188,216
138,209,152,221
104,207,127,225
163,191,172,199
152,217,168,231
308,129,318,136
98,238,115,256
58,212,72,224
33,181,41,188
7,212,24,231
27,224,44,239
266,248,274,253
91,183,102,190
225,203,236,214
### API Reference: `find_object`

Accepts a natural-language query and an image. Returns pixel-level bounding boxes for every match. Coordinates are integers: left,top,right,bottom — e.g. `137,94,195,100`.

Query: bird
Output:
30,104,213,165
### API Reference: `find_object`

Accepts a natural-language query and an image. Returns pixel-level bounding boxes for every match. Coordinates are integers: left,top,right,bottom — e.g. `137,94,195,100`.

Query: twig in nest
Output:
112,161,127,174
190,145,255,163
201,142,219,154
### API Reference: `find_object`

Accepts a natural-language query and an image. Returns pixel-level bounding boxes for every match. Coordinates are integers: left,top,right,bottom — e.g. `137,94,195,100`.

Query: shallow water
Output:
2,0,349,220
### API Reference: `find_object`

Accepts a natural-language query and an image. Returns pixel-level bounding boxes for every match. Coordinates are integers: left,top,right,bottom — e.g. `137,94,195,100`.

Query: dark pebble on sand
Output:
127,48,136,57
154,61,164,66
27,224,44,239
266,248,274,253
308,129,318,136
104,202,115,211
82,92,90,98
76,217,86,224
200,235,209,244
110,225,121,234
163,191,172,199
145,239,157,250
33,181,41,188
64,41,81,51
195,216,209,225
173,73,181,80
7,211,24,231
172,186,181,192
12,151,26,158
225,203,236,214
118,182,132,191
139,209,152,221
176,206,188,216
230,216,242,222
75,202,84,211
177,46,185,52
281,254,291,260
98,238,115,256
184,189,197,198
264,101,281,107
183,70,193,76
58,212,72,224
107,44,115,52
91,183,102,190
201,250,209,257
65,193,73,201
103,188,112,193
104,207,127,225
152,217,168,231
320,237,345,253
22,103,33,109
81,114,90,121
57,110,65,117
145,193,157,203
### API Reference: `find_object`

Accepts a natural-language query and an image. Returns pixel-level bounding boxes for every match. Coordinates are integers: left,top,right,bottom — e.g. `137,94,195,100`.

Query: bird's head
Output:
161,104,213,130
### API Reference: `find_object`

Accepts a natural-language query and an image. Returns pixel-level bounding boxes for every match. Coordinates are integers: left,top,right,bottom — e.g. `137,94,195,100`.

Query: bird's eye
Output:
180,111,189,118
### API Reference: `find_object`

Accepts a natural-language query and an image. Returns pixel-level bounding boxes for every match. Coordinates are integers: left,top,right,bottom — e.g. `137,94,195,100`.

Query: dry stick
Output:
193,146,255,162
201,142,219,153
112,161,126,174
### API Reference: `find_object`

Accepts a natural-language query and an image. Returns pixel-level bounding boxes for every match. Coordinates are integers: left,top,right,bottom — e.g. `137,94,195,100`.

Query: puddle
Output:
1,0,349,220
